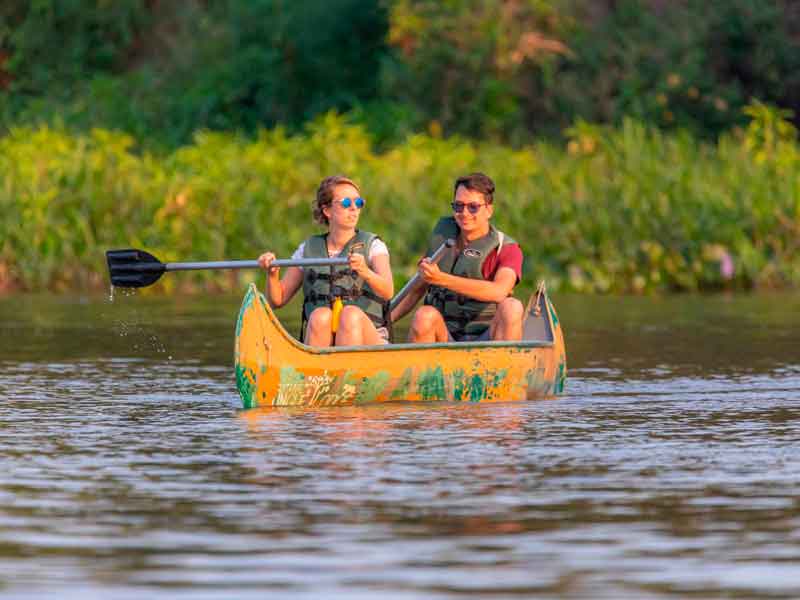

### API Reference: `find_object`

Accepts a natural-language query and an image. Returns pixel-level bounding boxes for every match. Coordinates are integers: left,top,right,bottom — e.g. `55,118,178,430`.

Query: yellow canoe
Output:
234,283,566,409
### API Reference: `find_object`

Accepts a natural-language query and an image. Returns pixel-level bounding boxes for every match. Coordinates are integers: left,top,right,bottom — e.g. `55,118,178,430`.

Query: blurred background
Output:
1,0,799,295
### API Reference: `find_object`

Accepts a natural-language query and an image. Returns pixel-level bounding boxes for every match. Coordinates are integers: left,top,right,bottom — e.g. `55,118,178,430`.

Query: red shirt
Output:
482,243,523,283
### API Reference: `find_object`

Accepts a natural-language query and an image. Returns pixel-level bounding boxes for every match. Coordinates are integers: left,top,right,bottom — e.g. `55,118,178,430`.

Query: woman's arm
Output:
349,252,394,300
366,253,394,299
258,251,304,308
266,266,304,307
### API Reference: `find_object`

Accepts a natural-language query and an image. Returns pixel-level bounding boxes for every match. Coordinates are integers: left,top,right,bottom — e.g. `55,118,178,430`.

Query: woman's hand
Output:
258,252,279,276
348,252,370,279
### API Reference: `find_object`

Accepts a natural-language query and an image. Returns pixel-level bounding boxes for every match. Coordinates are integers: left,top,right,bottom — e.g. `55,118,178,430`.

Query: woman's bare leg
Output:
335,305,385,346
305,307,334,347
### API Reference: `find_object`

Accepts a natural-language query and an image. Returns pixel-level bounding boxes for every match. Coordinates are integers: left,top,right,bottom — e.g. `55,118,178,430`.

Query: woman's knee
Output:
337,305,364,331
307,306,333,329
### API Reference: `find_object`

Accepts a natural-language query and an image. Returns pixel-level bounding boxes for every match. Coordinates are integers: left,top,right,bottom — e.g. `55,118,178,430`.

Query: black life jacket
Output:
301,230,389,336
423,217,516,338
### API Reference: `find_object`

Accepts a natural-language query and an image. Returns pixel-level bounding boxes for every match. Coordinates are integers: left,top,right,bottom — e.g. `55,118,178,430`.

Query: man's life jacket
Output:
423,217,515,338
301,230,389,335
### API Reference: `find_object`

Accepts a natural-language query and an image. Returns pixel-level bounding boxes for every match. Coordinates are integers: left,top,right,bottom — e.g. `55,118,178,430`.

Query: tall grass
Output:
2,105,798,294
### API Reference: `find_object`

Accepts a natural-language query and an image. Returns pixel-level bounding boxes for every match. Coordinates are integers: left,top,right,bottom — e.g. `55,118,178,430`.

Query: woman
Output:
258,175,394,347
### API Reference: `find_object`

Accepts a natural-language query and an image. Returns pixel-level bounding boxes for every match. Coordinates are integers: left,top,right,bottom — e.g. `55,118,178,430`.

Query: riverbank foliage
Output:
2,105,798,294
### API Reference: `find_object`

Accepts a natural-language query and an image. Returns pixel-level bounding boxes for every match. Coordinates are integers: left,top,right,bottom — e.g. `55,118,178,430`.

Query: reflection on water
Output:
0,291,799,598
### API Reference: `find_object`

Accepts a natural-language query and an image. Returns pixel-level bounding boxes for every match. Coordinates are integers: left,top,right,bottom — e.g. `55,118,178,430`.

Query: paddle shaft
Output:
122,257,349,273
389,238,454,311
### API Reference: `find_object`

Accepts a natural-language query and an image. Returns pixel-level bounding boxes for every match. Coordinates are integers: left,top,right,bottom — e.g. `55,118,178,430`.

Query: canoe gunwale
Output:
280,338,555,354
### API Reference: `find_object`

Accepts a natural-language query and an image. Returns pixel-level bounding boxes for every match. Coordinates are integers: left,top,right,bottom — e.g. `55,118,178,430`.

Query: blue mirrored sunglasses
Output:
339,197,365,209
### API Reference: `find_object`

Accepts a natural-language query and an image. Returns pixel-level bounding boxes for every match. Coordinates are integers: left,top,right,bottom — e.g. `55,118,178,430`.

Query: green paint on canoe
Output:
390,368,413,400
451,368,508,402
236,363,257,409
280,365,305,386
236,286,256,337
481,369,508,401
555,360,566,394
417,366,446,401
468,373,485,402
547,297,559,327
525,366,545,388
355,370,391,404
341,369,360,388
452,369,467,402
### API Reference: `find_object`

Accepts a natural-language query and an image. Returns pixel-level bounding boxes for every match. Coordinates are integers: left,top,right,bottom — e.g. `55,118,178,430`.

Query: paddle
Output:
106,248,349,288
389,238,455,311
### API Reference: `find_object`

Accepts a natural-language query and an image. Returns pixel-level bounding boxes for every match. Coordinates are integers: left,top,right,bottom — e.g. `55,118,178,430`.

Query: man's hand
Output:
418,257,444,285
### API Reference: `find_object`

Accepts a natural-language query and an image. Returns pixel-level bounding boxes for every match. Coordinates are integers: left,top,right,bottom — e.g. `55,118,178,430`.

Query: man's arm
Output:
390,281,428,322
420,261,517,303
389,239,456,322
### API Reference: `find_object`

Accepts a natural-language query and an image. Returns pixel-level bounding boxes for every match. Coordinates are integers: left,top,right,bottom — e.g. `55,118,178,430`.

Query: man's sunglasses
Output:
451,201,485,214
338,197,365,209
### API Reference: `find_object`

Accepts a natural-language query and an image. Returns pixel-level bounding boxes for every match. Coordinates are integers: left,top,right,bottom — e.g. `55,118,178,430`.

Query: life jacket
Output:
423,217,515,338
301,230,389,336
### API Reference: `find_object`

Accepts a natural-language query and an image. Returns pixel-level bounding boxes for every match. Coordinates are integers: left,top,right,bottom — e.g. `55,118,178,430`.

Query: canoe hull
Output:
234,284,566,409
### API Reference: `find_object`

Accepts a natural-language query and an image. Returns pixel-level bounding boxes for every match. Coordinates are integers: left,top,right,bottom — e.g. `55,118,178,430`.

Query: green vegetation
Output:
0,0,389,149
2,1,799,146
2,105,798,294
2,1,799,294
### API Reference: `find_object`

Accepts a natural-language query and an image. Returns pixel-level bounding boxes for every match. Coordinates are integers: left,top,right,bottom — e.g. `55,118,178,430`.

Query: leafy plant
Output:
2,104,799,294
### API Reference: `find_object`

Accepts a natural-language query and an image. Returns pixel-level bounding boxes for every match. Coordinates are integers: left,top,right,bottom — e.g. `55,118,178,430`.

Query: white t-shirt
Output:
290,238,389,270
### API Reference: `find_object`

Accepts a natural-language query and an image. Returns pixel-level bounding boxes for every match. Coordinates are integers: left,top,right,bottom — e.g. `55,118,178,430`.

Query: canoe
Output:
234,283,566,409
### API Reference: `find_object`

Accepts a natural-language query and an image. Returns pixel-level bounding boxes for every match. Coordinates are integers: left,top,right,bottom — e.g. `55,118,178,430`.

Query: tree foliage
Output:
1,0,799,144
0,0,388,146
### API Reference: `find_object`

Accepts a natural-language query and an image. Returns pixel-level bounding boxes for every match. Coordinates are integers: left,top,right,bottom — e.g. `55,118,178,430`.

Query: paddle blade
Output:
106,249,166,288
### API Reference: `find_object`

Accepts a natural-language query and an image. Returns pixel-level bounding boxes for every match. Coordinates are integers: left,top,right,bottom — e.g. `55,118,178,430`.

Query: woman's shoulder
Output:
353,230,389,257
291,241,306,263
369,237,389,258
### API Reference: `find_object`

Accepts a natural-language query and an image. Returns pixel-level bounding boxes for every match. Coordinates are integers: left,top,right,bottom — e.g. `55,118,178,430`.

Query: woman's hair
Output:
313,175,360,226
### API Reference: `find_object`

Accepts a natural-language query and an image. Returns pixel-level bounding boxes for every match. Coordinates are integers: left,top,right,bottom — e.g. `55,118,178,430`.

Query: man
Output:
391,172,525,342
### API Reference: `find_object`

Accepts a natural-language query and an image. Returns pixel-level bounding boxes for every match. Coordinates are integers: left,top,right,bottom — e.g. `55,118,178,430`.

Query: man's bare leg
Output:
489,297,524,341
408,306,449,343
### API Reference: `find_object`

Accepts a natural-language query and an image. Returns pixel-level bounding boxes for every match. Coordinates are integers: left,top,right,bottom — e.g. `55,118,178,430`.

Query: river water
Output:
1,290,798,599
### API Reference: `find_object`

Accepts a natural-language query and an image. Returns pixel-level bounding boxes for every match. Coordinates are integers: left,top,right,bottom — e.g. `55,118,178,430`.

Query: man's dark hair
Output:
453,172,495,204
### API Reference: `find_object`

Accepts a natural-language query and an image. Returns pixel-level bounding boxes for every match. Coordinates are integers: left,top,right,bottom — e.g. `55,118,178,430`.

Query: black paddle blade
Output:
106,249,166,288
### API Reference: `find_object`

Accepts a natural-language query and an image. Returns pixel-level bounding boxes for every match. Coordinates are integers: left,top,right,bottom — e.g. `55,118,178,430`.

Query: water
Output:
1,290,799,598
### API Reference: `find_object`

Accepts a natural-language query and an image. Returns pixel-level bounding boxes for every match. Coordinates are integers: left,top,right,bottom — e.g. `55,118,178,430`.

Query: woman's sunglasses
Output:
338,197,365,209
451,201,485,214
